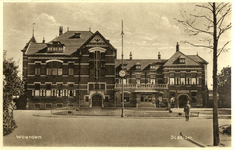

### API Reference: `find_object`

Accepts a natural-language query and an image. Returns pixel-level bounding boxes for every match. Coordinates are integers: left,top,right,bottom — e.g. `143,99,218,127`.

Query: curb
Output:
180,132,206,147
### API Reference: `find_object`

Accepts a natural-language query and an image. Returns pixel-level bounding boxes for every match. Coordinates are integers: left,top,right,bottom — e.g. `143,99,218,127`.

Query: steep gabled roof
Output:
163,51,201,67
25,31,93,55
48,31,93,55
187,55,209,64
78,31,116,51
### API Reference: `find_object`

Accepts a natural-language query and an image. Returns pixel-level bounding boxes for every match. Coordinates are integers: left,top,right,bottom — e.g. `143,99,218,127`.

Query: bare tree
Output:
176,2,231,146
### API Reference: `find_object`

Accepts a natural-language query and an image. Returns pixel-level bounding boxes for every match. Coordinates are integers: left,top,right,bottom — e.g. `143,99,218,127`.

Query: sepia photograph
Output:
2,1,232,148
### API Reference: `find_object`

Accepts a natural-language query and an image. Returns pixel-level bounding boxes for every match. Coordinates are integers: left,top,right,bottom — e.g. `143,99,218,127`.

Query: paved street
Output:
3,110,231,147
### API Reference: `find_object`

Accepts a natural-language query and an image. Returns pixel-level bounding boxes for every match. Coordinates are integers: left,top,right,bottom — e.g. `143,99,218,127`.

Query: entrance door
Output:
92,95,102,107
179,95,188,108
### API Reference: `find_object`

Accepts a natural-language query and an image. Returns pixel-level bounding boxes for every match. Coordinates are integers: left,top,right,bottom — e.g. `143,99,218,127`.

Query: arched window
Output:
46,61,63,76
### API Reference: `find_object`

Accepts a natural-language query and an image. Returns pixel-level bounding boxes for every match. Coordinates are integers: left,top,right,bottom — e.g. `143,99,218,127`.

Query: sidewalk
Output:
33,107,231,119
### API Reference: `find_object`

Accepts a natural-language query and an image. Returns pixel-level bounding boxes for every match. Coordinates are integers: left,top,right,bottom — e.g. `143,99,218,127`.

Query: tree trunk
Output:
212,2,220,146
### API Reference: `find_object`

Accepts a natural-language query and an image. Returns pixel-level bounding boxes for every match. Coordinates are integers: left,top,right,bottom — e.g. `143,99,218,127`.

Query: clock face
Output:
119,70,126,77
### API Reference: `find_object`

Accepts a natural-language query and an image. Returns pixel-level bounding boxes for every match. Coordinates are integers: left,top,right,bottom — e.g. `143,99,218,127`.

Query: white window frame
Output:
35,90,40,97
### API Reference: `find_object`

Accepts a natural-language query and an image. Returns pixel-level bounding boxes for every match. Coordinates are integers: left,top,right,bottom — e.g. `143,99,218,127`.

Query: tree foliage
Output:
3,50,24,136
217,66,231,108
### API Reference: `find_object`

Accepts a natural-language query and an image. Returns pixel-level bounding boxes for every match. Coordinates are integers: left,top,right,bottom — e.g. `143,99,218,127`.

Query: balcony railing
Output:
115,84,168,89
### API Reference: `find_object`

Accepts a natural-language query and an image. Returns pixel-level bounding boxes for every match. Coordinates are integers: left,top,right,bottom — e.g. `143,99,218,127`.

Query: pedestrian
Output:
184,101,191,122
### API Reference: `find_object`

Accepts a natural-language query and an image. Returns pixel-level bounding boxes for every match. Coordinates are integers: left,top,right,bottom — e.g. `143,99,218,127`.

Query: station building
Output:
22,27,116,109
22,27,208,109
115,43,209,108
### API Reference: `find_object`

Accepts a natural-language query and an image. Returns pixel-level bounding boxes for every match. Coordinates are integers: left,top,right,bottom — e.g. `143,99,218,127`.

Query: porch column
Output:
136,93,141,108
152,94,156,107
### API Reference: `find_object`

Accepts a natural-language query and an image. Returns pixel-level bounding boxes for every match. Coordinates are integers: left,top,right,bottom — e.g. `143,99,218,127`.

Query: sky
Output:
2,2,232,89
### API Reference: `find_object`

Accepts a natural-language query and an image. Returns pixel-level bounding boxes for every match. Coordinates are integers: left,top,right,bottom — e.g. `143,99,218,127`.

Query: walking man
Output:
184,101,191,122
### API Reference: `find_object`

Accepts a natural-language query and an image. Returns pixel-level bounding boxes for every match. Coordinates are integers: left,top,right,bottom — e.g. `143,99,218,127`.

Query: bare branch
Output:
216,3,229,16
208,2,213,8
183,41,213,49
185,21,213,35
216,2,224,10
216,7,231,25
217,41,231,57
189,14,213,23
217,23,232,41
196,4,213,12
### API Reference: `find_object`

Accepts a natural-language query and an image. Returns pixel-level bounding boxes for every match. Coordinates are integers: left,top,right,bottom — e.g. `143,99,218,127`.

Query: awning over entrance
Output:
134,90,158,93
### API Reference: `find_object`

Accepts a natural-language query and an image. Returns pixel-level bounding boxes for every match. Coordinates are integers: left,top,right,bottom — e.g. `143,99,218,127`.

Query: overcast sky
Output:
3,2,232,89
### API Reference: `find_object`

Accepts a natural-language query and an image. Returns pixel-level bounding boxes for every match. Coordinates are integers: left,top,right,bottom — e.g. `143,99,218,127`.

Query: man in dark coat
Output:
184,101,191,122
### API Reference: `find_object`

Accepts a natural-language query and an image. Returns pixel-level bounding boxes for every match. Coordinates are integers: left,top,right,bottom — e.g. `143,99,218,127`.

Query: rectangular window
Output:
89,84,94,90
45,104,52,109
86,96,89,102
170,78,174,85
52,68,57,75
95,84,99,89
57,90,63,97
136,79,140,84
35,104,40,109
197,78,200,85
58,68,63,75
136,74,141,78
69,90,73,97
150,79,155,84
175,78,178,85
35,90,40,96
46,90,51,96
69,68,74,75
57,104,63,108
63,90,67,96
192,78,196,85
100,84,105,89
186,78,189,85
181,78,185,85
141,96,144,102
35,68,40,75
47,68,51,75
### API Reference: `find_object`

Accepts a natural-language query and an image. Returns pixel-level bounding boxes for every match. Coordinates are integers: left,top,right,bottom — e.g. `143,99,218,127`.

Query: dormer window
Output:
70,33,81,39
178,56,185,64
179,58,185,63
47,41,65,53
136,65,141,70
150,65,156,69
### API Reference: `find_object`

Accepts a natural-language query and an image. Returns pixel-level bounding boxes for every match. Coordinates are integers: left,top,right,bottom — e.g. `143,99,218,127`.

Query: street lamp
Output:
120,20,125,117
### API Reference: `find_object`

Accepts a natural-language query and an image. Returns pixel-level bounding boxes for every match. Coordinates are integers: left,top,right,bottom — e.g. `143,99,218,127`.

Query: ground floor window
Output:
56,103,63,108
35,104,40,109
85,96,89,102
45,104,52,109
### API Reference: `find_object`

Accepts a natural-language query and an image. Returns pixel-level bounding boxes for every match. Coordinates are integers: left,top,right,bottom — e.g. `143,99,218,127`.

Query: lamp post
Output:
120,20,125,117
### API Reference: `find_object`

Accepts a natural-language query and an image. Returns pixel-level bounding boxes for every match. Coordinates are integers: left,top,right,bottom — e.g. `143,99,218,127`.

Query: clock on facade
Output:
119,70,126,77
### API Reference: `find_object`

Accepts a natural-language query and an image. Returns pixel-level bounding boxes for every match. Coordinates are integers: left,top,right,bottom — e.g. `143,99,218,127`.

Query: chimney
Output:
129,52,132,60
59,26,63,35
89,27,91,32
67,27,69,31
158,52,161,59
176,42,179,51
